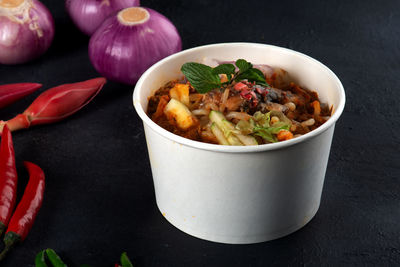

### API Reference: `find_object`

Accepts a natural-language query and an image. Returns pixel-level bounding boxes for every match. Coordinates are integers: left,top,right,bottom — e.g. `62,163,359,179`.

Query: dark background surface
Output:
0,0,399,266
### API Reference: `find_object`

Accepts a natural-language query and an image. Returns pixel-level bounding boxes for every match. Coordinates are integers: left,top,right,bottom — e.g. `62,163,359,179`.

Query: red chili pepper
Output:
0,125,17,236
0,83,41,109
0,77,107,134
0,161,45,261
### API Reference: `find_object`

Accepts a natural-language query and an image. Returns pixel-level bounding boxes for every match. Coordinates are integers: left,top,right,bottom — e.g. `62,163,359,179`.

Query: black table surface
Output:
0,0,399,266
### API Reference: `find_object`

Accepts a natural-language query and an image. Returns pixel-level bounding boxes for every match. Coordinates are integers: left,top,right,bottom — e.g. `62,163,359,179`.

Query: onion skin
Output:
65,0,140,36
0,0,55,65
89,7,182,85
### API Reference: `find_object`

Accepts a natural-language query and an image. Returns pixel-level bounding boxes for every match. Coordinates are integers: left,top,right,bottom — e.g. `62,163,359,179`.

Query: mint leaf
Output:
235,68,268,85
181,62,222,94
181,60,269,94
212,64,235,83
212,64,235,76
234,59,270,86
235,59,252,73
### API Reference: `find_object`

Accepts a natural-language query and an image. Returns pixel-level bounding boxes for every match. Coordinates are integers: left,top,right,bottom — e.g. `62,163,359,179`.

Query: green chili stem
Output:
0,231,20,261
0,245,12,261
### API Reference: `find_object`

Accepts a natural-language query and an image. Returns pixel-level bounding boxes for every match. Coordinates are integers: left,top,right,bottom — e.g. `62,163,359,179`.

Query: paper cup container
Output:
133,43,345,244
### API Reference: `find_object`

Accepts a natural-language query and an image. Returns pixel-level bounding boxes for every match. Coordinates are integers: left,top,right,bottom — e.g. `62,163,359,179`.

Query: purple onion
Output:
0,0,55,65
89,7,182,85
65,0,140,36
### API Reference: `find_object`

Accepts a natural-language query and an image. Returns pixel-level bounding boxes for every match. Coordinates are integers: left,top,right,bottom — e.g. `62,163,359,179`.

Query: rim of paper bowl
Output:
133,42,346,153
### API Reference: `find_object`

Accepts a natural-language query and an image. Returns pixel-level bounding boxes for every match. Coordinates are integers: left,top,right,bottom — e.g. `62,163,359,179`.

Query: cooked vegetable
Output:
211,122,229,145
209,111,257,146
89,7,181,84
0,162,45,261
209,111,241,145
169,83,190,107
0,125,18,236
0,78,106,134
164,98,195,130
148,60,332,145
252,111,291,143
277,129,294,141
65,0,140,35
0,0,54,64
0,83,41,108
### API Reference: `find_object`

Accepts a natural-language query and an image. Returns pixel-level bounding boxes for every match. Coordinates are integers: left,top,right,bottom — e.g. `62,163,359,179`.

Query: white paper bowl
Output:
133,43,345,244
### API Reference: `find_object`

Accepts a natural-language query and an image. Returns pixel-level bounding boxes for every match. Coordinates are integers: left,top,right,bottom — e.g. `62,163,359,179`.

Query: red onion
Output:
89,7,181,85
65,0,140,36
0,0,54,65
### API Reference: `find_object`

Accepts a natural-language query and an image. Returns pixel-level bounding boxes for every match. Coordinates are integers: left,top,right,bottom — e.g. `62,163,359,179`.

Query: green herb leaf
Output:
250,68,270,86
235,68,268,85
233,59,269,86
181,62,221,94
212,64,236,76
181,59,269,93
235,59,252,73
212,64,235,83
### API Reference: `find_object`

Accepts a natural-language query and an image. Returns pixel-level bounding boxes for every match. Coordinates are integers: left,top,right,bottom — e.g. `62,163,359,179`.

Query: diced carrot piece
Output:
277,130,294,141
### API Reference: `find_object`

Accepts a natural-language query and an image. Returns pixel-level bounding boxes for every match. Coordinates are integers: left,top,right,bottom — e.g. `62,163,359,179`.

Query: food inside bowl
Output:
147,59,332,145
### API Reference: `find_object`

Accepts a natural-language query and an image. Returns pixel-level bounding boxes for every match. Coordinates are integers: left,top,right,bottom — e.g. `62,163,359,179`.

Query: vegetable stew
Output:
147,60,331,145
